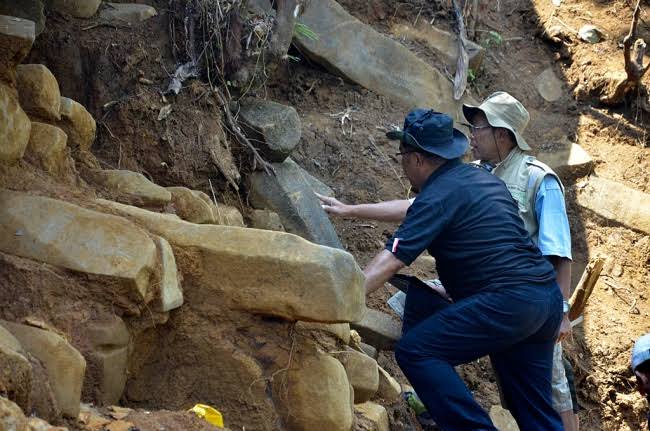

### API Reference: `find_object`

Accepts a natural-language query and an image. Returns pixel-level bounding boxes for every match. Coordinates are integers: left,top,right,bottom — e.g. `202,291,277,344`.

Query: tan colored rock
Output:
576,176,650,235
0,190,157,300
376,366,401,403
335,350,379,403
58,97,96,151
86,317,129,406
354,402,389,431
96,200,367,323
167,187,215,224
0,325,32,412
0,83,31,163
249,209,285,231
295,322,350,344
489,405,520,431
26,122,68,175
47,0,101,18
26,417,68,431
99,3,157,24
0,396,27,430
189,190,245,227
154,236,183,312
90,170,171,206
1,321,86,418
538,143,593,177
16,64,61,121
280,354,353,431
0,15,35,86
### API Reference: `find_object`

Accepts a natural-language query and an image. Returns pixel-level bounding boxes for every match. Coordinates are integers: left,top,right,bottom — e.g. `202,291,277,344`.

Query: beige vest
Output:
491,147,564,245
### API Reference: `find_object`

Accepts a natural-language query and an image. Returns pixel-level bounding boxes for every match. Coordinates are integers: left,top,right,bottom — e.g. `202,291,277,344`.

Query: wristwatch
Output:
562,300,570,314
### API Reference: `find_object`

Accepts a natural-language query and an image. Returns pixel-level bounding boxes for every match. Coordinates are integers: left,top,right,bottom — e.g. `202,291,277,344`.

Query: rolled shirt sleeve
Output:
535,175,572,260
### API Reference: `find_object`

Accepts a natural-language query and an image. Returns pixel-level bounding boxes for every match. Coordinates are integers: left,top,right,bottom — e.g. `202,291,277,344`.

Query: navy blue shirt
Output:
386,158,556,300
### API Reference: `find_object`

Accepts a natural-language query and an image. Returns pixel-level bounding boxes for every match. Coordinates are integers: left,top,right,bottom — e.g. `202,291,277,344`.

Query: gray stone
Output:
534,68,564,102
285,158,334,197
335,349,379,403
295,0,462,115
0,1,43,36
351,309,401,351
538,143,593,177
249,209,285,232
576,176,650,235
0,15,36,86
359,342,377,360
238,98,301,162
99,3,157,24
249,158,343,249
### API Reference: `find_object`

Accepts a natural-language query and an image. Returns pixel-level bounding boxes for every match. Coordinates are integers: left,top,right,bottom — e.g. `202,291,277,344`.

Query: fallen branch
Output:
568,258,605,321
451,0,470,100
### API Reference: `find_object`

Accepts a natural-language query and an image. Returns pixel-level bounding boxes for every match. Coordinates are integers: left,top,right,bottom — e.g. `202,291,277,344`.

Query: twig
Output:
451,0,469,100
208,178,222,221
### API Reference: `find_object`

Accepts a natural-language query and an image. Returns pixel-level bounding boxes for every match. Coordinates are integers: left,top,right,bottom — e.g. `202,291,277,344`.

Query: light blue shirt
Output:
534,175,572,260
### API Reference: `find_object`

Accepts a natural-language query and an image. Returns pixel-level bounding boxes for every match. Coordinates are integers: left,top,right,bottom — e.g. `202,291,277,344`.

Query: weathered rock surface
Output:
154,236,183,312
0,396,28,430
489,405,520,431
238,98,301,163
376,366,401,403
46,0,101,18
58,97,96,151
0,325,32,412
295,0,461,115
295,322,350,345
90,170,171,206
534,67,564,102
192,190,245,227
279,354,353,431
167,187,215,224
1,321,86,417
0,190,157,300
0,83,31,163
354,402,389,431
335,350,379,403
26,417,69,431
351,309,401,350
0,15,36,86
359,342,378,360
249,159,343,248
0,1,44,36
96,200,366,323
99,3,157,23
26,122,68,175
285,158,334,197
249,209,285,232
16,64,61,121
576,176,650,235
538,143,593,177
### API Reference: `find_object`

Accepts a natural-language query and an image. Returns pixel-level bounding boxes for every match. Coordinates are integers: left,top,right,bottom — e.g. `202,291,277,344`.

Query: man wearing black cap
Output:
346,109,563,430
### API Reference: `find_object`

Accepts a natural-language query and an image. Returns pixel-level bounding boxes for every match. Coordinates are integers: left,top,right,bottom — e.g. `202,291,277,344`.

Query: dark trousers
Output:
396,282,564,431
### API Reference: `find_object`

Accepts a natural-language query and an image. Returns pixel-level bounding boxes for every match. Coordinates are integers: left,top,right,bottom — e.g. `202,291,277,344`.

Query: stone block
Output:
0,190,157,300
99,3,157,24
0,15,36,86
376,366,401,403
249,158,343,248
295,322,350,345
295,0,462,115
89,169,171,206
249,209,285,231
335,350,379,403
0,82,30,163
86,316,129,406
46,0,101,18
285,158,334,197
351,309,401,351
16,64,61,121
191,190,245,227
154,236,183,312
359,342,377,360
94,347,128,406
538,143,593,177
167,187,216,224
238,98,301,163
96,200,366,323
0,396,27,430
0,325,32,412
576,176,650,235
354,402,389,431
58,97,96,152
1,321,86,418
26,122,68,175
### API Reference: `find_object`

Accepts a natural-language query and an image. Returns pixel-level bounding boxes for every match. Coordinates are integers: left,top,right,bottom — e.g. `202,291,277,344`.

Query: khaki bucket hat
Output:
462,91,531,151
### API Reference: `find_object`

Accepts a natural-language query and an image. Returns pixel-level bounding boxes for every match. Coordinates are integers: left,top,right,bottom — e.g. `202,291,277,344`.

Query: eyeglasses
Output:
460,123,492,133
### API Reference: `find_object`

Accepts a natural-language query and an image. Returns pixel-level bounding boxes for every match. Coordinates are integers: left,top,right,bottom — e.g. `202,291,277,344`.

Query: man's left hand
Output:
557,314,572,343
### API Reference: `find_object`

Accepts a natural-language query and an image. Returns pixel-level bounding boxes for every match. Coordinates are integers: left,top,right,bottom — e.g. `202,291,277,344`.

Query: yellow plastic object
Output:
188,404,224,428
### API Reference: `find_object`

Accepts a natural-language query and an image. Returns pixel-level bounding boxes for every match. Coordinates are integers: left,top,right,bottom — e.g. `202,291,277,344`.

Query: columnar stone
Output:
249,209,285,231
1,321,86,418
295,322,350,345
376,366,401,403
354,402,389,431
238,98,301,163
58,97,96,151
0,15,36,86
99,3,158,24
16,64,61,121
0,83,31,162
154,236,183,312
538,143,593,177
96,200,366,323
86,316,129,406
351,309,401,350
89,170,172,206
0,190,157,300
285,158,335,197
335,350,379,403
46,0,102,18
0,325,32,412
26,122,68,175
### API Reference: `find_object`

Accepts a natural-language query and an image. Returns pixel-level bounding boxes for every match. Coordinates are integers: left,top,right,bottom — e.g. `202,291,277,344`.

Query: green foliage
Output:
294,22,319,41
481,31,503,49
468,68,477,82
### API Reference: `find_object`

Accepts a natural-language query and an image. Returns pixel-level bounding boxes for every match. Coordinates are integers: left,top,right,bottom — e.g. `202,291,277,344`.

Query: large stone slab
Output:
249,158,343,249
354,402,389,431
16,64,61,121
350,309,401,351
26,122,68,175
0,83,31,163
58,97,96,152
538,143,593,177
99,3,157,24
576,177,650,235
89,169,171,206
0,190,157,300
0,325,32,412
96,200,366,323
1,321,86,418
0,15,36,86
46,0,102,18
238,98,301,163
295,0,460,115
335,349,379,403
285,158,334,197
0,2,43,36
